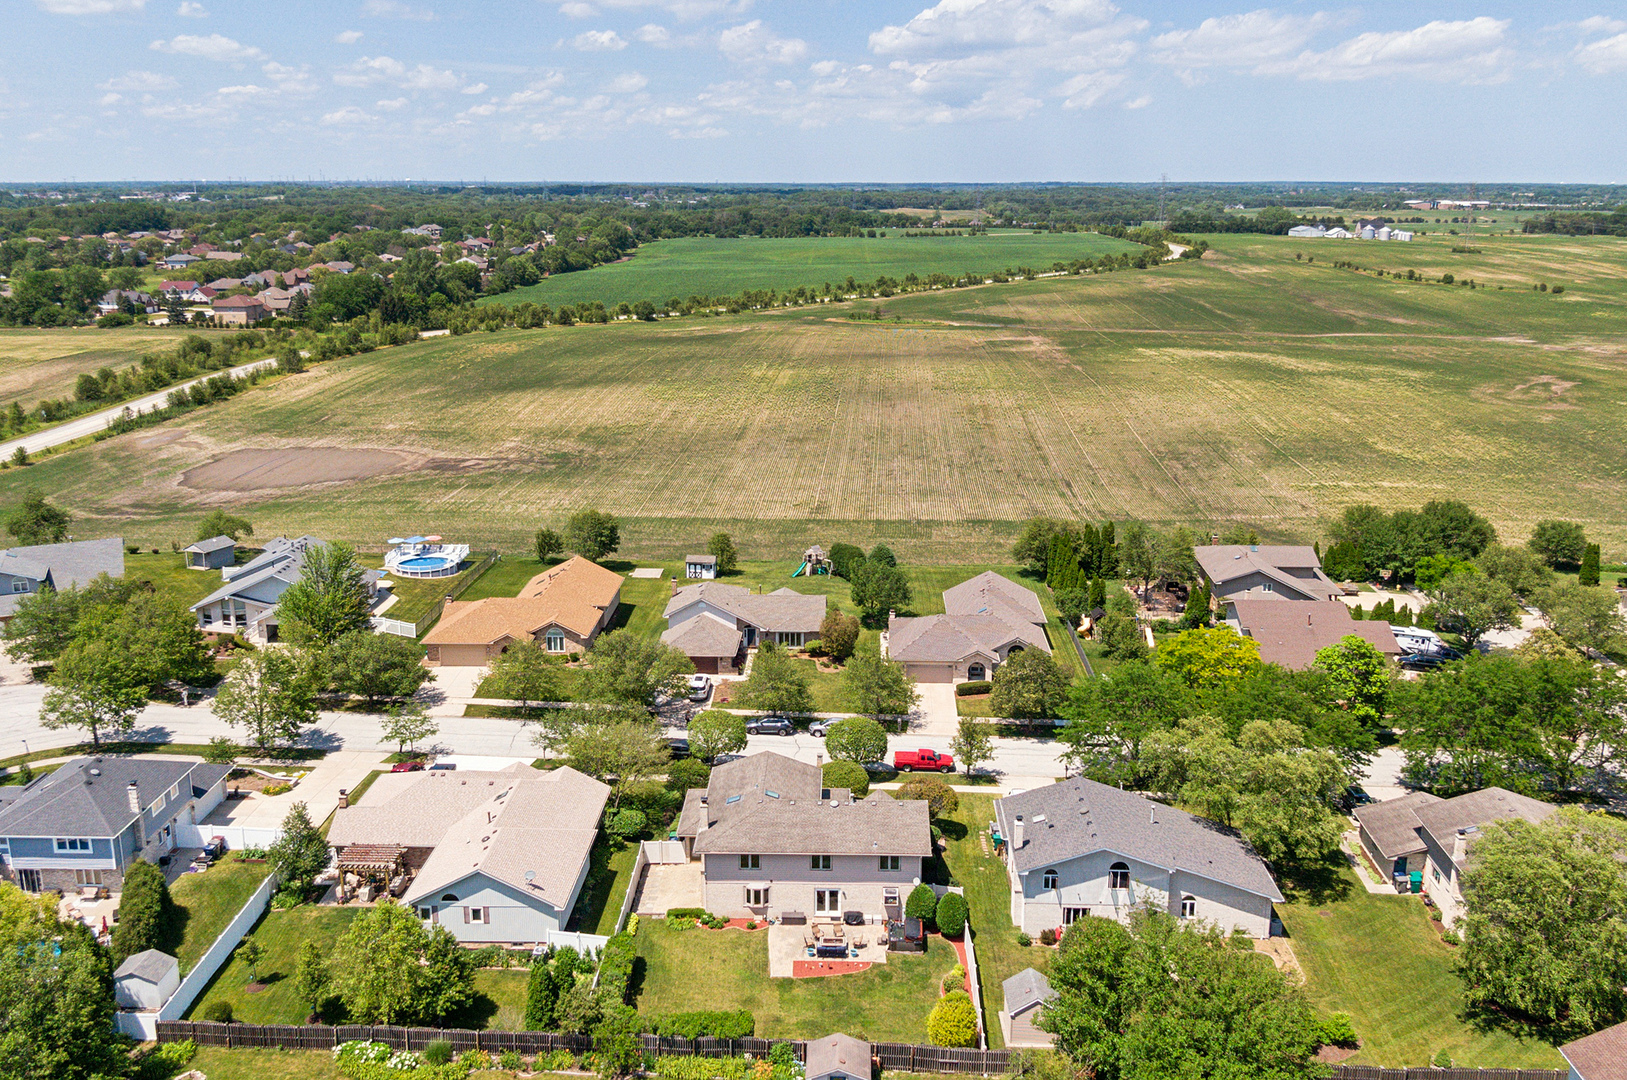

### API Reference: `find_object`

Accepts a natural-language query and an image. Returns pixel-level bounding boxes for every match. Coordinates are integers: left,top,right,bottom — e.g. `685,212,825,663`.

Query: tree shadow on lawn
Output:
1277,856,1354,906
441,992,500,1031
924,818,968,885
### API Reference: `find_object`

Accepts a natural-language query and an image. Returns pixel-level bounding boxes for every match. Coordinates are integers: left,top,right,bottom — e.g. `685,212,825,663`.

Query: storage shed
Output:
183,535,237,571
1001,967,1057,1047
114,949,180,1010
805,1033,872,1080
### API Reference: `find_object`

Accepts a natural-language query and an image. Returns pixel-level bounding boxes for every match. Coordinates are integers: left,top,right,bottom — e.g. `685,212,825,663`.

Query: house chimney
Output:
816,752,824,767
1452,829,1470,866
127,781,141,815
1012,815,1025,851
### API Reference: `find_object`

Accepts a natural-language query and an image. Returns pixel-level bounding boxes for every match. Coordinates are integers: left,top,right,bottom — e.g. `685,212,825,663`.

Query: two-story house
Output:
190,535,379,643
661,583,826,674
0,537,126,621
1194,544,1344,607
0,757,232,894
994,776,1283,939
675,752,931,922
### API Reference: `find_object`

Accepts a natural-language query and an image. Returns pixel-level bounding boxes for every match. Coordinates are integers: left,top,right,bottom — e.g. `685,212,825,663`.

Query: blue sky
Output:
5,0,1626,182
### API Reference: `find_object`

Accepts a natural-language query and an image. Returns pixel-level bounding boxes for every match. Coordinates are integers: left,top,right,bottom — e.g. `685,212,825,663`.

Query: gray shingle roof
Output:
1002,968,1055,1016
1352,791,1443,859
944,571,1046,625
885,612,1050,663
685,554,717,566
995,777,1283,902
1230,599,1400,669
0,757,231,839
1561,1019,1627,1080
660,614,742,658
184,535,236,555
115,949,179,984
0,537,124,590
1194,545,1341,601
805,1034,870,1080
1412,787,1555,866
664,583,826,634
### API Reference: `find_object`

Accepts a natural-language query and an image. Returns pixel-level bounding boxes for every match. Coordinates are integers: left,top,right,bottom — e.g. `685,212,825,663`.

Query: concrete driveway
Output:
912,683,959,737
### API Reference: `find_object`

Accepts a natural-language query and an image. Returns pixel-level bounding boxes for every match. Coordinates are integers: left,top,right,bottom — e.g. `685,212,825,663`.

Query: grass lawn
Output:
954,694,994,718
125,551,229,612
1278,865,1564,1069
569,834,640,936
188,1048,576,1080
170,859,275,974
358,555,489,626
474,665,583,701
632,919,948,1042
940,795,1038,1049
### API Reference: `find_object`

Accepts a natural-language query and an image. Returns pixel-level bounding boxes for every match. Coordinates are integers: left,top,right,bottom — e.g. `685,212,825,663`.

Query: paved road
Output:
0,356,279,458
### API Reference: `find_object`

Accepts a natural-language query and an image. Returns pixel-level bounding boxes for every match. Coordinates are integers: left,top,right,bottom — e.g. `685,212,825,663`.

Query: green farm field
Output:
4,230,1627,562
494,231,1141,309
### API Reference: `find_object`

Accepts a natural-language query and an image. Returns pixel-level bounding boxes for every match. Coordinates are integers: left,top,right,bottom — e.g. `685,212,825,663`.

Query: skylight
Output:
725,795,742,805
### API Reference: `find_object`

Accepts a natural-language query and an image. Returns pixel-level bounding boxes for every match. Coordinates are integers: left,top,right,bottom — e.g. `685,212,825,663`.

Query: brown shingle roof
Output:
424,555,621,647
663,583,825,634
1230,599,1400,669
943,571,1045,625
885,612,1049,663
1562,1019,1627,1080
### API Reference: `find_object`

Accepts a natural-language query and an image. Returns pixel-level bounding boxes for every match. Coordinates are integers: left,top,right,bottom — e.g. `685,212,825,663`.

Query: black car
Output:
1399,652,1451,671
666,737,691,760
745,717,795,736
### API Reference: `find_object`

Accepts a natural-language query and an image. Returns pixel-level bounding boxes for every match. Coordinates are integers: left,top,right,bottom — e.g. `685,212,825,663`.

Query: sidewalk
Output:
206,749,390,833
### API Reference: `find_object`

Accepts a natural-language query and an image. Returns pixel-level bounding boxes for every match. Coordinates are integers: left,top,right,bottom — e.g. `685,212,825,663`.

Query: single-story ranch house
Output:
661,582,826,674
423,555,622,666
882,571,1050,683
1195,544,1343,604
675,752,930,922
0,537,125,621
191,535,381,643
1228,598,1400,669
0,757,231,893
995,776,1283,939
328,764,610,944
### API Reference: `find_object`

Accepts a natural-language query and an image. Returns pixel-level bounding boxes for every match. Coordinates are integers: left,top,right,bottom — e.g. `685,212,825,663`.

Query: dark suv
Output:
745,716,795,736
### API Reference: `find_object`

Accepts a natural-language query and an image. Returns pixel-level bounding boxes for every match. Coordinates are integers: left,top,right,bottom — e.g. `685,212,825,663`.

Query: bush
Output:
906,883,938,922
926,990,978,1047
1039,928,1057,946
597,931,636,1005
608,808,648,838
1017,932,1032,947
1316,1012,1359,1049
934,892,968,938
201,999,234,1023
666,907,708,920
821,760,870,798
647,1010,756,1038
942,964,966,994
666,758,712,792
500,1050,524,1070
898,774,959,818
541,1049,578,1072
955,680,992,696
422,1039,453,1066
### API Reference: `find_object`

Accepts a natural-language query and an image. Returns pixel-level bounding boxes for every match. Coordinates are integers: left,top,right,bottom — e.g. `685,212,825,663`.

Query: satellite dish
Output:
524,870,536,885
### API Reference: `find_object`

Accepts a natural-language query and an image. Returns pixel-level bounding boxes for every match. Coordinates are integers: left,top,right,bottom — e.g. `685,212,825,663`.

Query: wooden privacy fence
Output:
156,1023,1017,1074
1326,1068,1564,1080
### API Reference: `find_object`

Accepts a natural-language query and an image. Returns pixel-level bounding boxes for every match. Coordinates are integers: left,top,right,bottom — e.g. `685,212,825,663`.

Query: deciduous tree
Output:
212,648,320,754
707,532,738,574
950,717,994,777
534,527,563,563
989,649,1067,719
332,899,474,1025
0,887,125,1080
485,640,566,708
277,541,373,647
580,630,693,706
196,509,253,542
380,700,438,755
269,802,330,891
849,560,911,627
1312,635,1393,731
1155,626,1261,689
841,642,918,717
1425,572,1519,646
818,610,860,663
4,487,70,545
1536,580,1627,655
738,640,814,714
1529,520,1588,571
563,509,620,561
687,710,747,762
566,719,671,807
825,716,888,765
326,630,431,708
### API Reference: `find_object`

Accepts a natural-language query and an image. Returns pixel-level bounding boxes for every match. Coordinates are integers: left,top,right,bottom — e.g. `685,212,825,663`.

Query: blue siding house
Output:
0,757,232,894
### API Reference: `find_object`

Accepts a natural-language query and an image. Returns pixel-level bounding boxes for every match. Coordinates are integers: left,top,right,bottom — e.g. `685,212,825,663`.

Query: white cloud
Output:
1259,17,1513,82
335,55,477,92
635,23,670,43
462,82,489,94
597,0,753,18
573,29,628,50
719,20,806,64
1577,16,1627,33
36,0,145,13
215,84,264,99
364,0,434,20
335,29,364,43
150,33,265,63
1149,10,1332,70
869,0,1120,55
402,64,464,90
1122,94,1150,108
177,1,206,15
334,55,407,85
461,103,498,117
559,1,595,16
607,71,649,92
100,92,123,105
261,61,317,94
100,69,178,92
321,105,374,124
1577,31,1627,72
376,96,409,109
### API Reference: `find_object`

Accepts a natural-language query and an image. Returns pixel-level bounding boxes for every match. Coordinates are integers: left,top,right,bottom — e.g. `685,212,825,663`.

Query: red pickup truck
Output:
893,748,955,773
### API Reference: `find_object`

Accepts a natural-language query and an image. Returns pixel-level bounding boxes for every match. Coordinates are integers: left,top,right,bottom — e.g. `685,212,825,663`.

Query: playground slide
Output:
792,561,809,577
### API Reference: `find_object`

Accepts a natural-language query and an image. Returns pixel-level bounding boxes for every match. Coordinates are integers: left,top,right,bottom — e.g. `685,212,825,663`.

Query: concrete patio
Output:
632,861,704,915
767,922,888,977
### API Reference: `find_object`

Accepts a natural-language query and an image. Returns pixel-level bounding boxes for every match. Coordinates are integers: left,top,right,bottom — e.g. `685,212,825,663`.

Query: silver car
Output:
687,674,711,702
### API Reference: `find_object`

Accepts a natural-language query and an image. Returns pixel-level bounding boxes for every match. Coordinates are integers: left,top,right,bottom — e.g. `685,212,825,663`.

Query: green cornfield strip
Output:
4,230,1626,562
492,231,1143,309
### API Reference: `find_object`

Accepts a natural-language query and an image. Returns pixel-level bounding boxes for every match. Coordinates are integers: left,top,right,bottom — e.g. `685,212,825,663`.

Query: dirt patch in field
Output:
181,447,418,491
131,429,192,450
1474,374,1579,410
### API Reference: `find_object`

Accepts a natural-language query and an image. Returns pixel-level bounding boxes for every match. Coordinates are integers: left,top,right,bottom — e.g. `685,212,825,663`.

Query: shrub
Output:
898,774,959,818
1039,928,1057,946
954,681,992,697
1017,932,1032,947
666,758,712,792
1316,1012,1359,1048
608,808,648,838
464,1049,492,1069
500,1050,523,1070
926,990,978,1047
942,964,966,994
821,760,870,798
423,1039,453,1066
647,1009,756,1038
1432,1050,1453,1069
906,883,938,922
201,1000,234,1023
541,1049,578,1071
597,931,637,1005
934,892,968,938
666,907,708,920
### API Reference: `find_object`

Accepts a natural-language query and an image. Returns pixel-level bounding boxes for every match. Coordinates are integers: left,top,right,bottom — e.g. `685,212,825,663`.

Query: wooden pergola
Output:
335,844,407,879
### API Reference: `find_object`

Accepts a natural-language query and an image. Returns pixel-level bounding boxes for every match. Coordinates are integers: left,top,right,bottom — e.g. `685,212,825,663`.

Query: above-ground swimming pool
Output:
384,537,471,579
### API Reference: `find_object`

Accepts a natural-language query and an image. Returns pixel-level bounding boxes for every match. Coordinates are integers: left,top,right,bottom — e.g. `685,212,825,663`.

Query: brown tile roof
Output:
1230,599,1400,669
1562,1019,1627,1080
424,555,621,647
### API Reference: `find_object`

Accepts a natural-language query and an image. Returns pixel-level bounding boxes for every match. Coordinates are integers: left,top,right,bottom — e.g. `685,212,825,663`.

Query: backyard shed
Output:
1001,967,1057,1047
182,535,237,571
805,1033,872,1080
685,554,718,580
114,949,179,1010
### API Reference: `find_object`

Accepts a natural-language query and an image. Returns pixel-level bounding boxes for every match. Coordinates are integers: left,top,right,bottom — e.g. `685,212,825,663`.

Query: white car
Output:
687,674,711,702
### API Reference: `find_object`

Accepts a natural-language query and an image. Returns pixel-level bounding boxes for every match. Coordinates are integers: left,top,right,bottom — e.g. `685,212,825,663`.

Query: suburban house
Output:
114,950,180,1011
882,571,1050,683
1001,968,1057,1048
1228,598,1400,668
97,289,158,314
181,535,236,571
674,752,931,922
328,764,610,944
684,554,718,580
0,756,232,894
661,582,826,674
212,295,268,326
190,535,380,643
157,280,198,296
1195,544,1344,604
1561,1020,1627,1080
423,555,622,666
1353,786,1554,925
994,776,1283,939
805,1034,872,1080
161,253,199,270
0,537,126,621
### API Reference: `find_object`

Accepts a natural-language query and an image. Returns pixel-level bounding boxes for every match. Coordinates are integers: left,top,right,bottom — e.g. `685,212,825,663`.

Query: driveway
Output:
1358,746,1409,802
912,683,959,737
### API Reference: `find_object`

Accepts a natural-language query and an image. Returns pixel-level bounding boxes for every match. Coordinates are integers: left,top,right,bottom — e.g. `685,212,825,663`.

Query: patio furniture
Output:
816,941,848,959
359,884,375,902
781,911,807,925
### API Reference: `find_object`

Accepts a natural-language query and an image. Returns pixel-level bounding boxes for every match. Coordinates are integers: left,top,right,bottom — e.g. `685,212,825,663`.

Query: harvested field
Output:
0,326,181,405
8,230,1627,562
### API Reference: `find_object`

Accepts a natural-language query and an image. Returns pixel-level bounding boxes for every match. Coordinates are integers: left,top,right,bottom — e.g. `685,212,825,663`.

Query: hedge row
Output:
954,681,992,697
644,1010,756,1039
598,931,636,1004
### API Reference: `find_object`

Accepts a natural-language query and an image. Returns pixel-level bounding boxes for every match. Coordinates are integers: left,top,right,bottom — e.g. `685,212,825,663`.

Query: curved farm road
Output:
0,357,280,460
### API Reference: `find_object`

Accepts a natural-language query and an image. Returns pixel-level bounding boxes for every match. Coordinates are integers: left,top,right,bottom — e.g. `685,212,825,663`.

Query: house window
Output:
967,663,985,681
777,632,804,647
815,889,841,913
545,628,566,652
1180,895,1197,918
416,905,439,923
55,838,91,852
11,580,27,594
1041,868,1058,891
1432,867,1441,883
441,893,459,902
879,856,900,871
745,887,768,906
466,906,488,924
739,854,760,870
74,869,104,886
169,783,180,802
1262,582,1273,592
811,855,832,871
1062,907,1090,924
1109,863,1131,891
